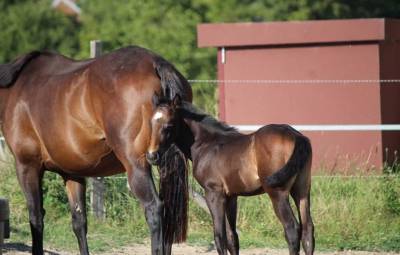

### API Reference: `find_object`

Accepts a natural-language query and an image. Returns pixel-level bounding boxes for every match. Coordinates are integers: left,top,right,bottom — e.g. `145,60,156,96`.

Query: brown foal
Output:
147,95,315,255
0,46,192,255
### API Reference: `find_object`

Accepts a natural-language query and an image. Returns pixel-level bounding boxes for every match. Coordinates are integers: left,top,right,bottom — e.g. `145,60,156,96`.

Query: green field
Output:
0,154,399,253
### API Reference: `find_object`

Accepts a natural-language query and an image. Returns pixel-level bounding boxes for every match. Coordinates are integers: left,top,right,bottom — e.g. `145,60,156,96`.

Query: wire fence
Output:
188,79,400,84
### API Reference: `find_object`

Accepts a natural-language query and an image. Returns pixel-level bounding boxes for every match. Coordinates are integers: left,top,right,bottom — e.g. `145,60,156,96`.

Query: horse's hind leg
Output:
15,160,45,255
64,177,89,255
268,190,300,255
225,196,239,255
293,193,314,255
291,162,314,255
205,190,228,255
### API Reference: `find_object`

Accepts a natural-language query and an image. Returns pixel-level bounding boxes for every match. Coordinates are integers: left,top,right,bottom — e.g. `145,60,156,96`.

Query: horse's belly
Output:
45,149,125,177
220,150,262,195
42,136,118,174
224,166,262,195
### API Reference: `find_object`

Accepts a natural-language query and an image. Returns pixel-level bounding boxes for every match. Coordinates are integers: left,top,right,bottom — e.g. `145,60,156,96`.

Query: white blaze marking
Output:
153,111,164,120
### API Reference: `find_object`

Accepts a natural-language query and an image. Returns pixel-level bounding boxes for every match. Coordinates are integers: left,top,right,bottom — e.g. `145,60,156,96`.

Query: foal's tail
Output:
266,133,312,188
0,51,41,88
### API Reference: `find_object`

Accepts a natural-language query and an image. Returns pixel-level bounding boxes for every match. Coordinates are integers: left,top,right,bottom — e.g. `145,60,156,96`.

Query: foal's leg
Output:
64,177,89,255
225,196,239,255
15,160,45,255
127,162,164,255
268,191,300,255
290,164,314,255
205,190,228,255
291,193,314,255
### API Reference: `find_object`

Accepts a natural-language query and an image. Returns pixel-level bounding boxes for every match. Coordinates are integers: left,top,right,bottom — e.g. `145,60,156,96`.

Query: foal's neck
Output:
183,117,218,145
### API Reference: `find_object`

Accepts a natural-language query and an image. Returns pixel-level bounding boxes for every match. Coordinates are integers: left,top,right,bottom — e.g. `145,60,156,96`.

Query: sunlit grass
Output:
1,151,399,252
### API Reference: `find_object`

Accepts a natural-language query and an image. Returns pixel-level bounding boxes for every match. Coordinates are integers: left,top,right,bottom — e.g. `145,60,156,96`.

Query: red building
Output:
197,18,400,172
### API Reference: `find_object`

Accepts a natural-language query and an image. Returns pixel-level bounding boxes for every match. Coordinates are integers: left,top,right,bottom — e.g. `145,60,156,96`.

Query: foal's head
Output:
146,94,182,165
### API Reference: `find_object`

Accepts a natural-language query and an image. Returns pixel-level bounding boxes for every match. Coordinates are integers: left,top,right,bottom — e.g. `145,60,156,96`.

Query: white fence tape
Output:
235,124,400,132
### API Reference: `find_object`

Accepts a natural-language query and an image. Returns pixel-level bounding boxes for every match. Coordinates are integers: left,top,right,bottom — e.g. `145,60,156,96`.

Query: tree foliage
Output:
0,0,80,63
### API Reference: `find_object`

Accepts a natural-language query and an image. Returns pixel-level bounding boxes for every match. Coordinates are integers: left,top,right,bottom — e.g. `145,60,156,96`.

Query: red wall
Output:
198,19,400,171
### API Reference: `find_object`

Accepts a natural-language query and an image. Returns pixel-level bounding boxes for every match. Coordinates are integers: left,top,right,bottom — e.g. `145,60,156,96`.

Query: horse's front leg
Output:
15,160,45,255
225,196,239,255
64,176,89,255
205,189,228,255
127,161,164,255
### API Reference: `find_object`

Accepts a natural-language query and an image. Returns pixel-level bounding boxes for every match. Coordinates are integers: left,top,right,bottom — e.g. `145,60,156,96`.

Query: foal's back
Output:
194,124,298,196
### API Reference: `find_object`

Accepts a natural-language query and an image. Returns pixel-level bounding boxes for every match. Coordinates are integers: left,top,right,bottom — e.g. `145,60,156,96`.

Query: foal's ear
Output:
172,94,182,109
152,93,161,107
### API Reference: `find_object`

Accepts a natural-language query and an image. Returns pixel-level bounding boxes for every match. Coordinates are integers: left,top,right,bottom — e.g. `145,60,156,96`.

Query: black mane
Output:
0,51,42,88
180,102,239,135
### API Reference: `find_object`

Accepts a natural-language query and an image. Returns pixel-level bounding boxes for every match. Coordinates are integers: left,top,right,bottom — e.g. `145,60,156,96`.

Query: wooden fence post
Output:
0,137,6,160
0,198,9,255
89,40,105,219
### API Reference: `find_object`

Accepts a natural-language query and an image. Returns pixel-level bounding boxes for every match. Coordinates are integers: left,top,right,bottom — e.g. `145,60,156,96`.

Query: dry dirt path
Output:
3,243,400,255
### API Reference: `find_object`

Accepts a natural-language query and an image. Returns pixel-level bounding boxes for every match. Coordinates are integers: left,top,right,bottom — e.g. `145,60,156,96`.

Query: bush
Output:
382,166,400,216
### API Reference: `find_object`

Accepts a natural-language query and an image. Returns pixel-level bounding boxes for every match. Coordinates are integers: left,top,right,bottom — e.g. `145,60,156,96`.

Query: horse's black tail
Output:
0,51,41,88
158,144,189,246
266,134,312,188
153,57,191,246
153,57,192,102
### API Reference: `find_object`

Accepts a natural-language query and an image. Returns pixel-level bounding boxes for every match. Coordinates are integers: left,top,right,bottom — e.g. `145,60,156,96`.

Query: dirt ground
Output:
2,243,400,255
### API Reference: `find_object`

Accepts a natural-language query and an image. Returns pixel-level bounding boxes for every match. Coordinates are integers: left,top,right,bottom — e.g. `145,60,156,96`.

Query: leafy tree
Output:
78,0,217,112
0,0,80,63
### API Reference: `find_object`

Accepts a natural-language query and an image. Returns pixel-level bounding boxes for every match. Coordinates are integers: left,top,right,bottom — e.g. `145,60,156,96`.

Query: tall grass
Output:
1,156,399,252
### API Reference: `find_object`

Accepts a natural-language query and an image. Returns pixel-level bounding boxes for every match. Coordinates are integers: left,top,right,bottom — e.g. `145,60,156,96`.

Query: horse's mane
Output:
180,102,239,135
0,51,42,88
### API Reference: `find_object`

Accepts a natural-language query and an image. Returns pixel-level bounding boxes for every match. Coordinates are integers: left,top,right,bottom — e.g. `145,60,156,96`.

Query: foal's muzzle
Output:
146,151,161,165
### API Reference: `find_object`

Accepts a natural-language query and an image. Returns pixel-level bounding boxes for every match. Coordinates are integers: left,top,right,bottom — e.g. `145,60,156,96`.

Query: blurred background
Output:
1,1,400,254
2,0,400,114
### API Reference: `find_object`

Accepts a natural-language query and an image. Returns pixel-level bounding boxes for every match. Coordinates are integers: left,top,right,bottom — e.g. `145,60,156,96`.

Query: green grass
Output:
1,155,400,253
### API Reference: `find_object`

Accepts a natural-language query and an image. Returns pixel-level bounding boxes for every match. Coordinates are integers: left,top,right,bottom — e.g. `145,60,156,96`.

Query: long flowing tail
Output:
266,134,312,188
158,145,188,244
0,51,41,88
153,57,191,246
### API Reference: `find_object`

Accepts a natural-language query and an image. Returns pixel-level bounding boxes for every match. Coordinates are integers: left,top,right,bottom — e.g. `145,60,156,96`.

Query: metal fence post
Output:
89,40,106,219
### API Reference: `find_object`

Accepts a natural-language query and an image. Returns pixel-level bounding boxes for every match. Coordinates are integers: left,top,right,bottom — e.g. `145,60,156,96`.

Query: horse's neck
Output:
0,89,10,123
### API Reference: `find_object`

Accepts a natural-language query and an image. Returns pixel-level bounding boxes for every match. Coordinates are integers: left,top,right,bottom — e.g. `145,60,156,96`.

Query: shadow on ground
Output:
3,243,61,255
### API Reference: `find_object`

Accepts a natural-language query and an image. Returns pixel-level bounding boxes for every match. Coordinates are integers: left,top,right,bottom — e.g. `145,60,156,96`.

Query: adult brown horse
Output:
146,95,314,255
0,46,191,255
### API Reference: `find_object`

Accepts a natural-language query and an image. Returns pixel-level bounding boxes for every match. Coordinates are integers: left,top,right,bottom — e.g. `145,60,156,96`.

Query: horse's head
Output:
146,93,182,165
